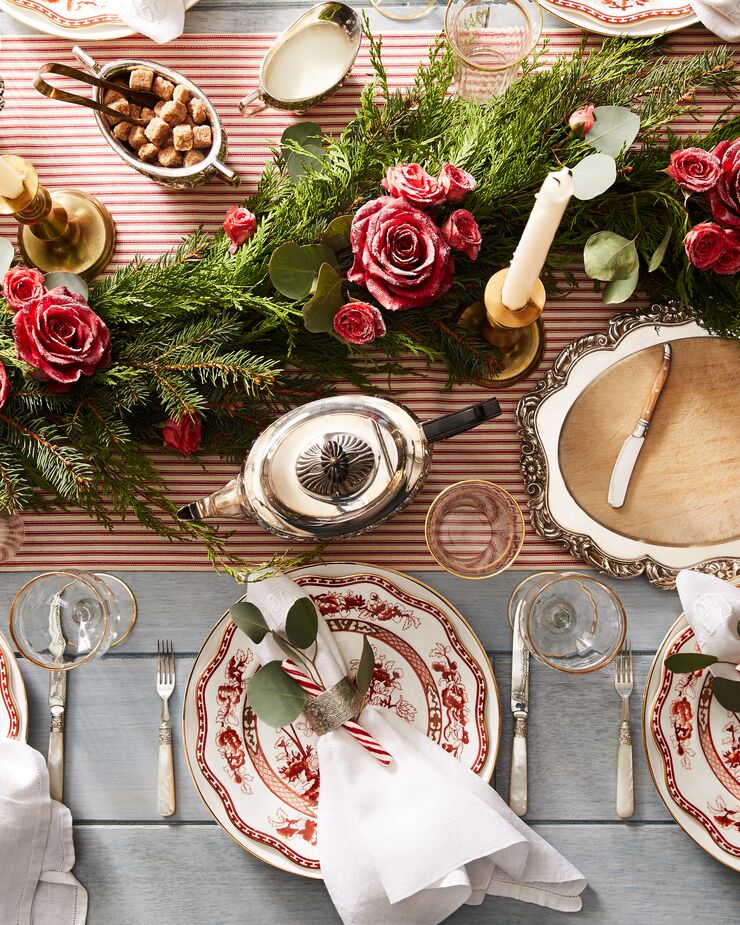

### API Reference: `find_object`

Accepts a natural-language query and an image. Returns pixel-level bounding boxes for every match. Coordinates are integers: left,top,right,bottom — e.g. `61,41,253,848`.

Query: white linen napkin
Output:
246,574,587,925
690,0,740,40
108,0,185,43
0,738,87,925
676,569,740,681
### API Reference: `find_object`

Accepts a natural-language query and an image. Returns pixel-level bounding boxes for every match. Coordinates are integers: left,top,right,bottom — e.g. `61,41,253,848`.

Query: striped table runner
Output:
0,30,727,570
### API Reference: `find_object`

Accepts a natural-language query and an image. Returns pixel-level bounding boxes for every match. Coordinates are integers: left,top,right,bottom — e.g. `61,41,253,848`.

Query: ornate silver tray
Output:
516,305,740,590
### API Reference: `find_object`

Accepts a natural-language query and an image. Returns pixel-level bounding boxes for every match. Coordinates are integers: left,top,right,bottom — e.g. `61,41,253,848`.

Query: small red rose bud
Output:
568,104,596,140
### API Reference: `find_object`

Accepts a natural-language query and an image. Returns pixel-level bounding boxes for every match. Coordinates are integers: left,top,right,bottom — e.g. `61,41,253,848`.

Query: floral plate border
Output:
540,0,697,36
0,631,27,741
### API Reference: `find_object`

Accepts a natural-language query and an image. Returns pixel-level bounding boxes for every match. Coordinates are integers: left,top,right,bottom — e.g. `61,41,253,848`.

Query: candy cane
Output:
281,659,393,766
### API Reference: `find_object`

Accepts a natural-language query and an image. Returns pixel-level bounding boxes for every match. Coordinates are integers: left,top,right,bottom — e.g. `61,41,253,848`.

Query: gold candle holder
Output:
0,155,115,281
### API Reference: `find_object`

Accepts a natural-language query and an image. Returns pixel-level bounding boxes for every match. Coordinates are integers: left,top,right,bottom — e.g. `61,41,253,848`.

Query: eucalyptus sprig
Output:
665,652,740,711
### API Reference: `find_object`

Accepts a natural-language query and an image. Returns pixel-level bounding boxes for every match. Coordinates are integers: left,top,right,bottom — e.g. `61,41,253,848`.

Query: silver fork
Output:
156,640,176,817
614,640,634,818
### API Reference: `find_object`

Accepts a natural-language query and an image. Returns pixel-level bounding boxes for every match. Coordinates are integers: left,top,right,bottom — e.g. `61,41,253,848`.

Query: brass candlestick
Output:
0,155,115,281
464,267,546,389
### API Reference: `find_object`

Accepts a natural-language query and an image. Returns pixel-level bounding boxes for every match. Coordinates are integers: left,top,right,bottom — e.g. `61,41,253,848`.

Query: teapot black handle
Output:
422,398,501,445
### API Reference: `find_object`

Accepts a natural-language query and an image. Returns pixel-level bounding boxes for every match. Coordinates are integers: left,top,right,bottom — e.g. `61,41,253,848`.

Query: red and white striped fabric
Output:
0,31,728,571
281,658,393,766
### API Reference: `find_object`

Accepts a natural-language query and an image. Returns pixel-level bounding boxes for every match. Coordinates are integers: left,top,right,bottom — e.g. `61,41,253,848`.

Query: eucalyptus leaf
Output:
44,271,89,300
281,122,325,181
302,262,345,333
281,121,322,149
583,231,639,282
321,215,354,252
665,652,718,674
285,597,319,650
302,244,339,272
230,601,269,644
269,242,337,300
572,153,617,201
712,676,740,712
648,227,672,272
355,635,375,699
603,268,639,304
246,661,308,727
0,238,14,278
586,106,640,157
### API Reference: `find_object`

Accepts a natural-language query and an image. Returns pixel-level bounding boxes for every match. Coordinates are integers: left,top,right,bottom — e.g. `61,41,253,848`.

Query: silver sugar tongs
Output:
34,62,159,127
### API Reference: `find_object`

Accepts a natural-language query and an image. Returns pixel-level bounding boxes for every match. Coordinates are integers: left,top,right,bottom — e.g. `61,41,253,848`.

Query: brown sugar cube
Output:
192,124,212,150
160,100,187,127
138,143,159,163
172,124,193,151
154,100,165,116
173,84,191,105
158,146,182,168
103,88,125,106
129,103,141,120
105,98,131,126
140,107,155,122
153,76,175,101
129,67,154,92
128,126,148,150
183,149,205,168
112,121,132,142
188,97,208,125
145,116,171,146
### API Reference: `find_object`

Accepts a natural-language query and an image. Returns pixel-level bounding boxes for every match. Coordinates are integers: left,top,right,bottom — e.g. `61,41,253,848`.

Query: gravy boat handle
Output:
238,89,268,117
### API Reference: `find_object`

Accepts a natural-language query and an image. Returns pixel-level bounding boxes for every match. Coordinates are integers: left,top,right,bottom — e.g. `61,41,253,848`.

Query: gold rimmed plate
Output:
0,631,27,741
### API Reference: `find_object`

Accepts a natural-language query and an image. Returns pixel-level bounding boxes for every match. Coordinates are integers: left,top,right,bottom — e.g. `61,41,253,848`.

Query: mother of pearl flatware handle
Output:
509,713,528,817
158,721,176,817
616,720,634,819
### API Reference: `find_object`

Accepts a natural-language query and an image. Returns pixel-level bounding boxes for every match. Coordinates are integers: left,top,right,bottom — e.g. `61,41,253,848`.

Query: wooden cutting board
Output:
559,337,740,547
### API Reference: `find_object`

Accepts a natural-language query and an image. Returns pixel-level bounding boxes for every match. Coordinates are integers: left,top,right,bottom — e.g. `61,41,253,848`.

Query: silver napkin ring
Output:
303,676,361,736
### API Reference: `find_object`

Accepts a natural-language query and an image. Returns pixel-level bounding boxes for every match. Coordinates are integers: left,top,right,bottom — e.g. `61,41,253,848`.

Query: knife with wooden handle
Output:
48,670,66,803
509,609,529,817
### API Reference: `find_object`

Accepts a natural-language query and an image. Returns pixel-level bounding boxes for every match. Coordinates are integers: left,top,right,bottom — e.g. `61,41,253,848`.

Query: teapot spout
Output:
177,477,246,521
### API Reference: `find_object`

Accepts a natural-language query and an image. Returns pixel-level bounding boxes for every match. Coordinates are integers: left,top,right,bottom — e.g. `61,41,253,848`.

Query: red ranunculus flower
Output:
162,413,202,457
333,301,386,345
667,147,722,193
711,228,740,275
568,104,595,139
2,266,46,312
347,196,454,312
0,362,9,409
438,164,476,203
381,164,445,209
706,139,740,231
440,209,482,260
684,222,726,269
13,287,111,386
223,206,257,253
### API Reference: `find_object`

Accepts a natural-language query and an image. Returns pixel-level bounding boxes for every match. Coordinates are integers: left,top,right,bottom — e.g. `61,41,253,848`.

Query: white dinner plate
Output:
540,0,697,38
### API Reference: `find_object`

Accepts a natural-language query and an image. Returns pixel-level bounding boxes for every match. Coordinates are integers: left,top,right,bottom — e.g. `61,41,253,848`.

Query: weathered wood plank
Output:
72,823,740,925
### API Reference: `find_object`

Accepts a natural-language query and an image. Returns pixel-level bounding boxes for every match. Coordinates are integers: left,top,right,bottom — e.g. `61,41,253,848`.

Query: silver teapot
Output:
178,395,501,541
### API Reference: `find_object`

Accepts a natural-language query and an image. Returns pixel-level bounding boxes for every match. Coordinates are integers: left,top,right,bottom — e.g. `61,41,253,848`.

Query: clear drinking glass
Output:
370,0,438,21
9,570,137,670
514,573,626,674
445,0,543,102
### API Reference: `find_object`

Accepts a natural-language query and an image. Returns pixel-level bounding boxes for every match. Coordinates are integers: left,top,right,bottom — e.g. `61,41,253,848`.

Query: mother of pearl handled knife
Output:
608,343,672,509
509,608,529,817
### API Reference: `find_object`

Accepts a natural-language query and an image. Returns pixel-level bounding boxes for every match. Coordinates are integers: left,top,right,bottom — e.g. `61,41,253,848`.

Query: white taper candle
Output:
0,156,25,200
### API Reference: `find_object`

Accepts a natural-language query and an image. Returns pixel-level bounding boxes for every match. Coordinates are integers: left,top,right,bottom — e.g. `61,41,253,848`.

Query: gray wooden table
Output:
1,2,738,922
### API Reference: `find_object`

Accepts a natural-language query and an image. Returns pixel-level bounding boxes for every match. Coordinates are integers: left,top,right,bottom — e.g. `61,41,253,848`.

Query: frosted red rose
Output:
684,221,740,274
347,196,454,311
382,164,445,209
438,164,476,203
13,287,111,386
705,139,740,231
441,209,482,260
333,301,386,344
3,266,46,312
0,362,9,409
667,147,721,193
223,206,257,253
162,413,202,457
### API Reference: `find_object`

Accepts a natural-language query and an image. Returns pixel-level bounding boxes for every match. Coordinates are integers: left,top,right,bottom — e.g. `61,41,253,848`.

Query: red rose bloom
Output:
711,229,740,275
3,266,46,312
223,206,257,253
568,104,595,139
13,287,111,386
381,164,445,209
667,147,721,193
0,362,9,409
706,139,740,231
347,196,454,312
684,222,726,269
441,209,482,260
162,413,202,457
438,164,476,203
333,301,386,345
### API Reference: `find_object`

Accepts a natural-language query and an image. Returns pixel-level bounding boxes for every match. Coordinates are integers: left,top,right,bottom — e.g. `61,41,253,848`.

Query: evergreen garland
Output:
0,29,737,571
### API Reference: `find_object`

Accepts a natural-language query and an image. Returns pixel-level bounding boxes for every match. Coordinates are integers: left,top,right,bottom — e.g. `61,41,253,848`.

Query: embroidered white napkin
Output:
109,0,185,43
246,574,587,925
676,569,740,681
690,0,740,40
0,738,88,925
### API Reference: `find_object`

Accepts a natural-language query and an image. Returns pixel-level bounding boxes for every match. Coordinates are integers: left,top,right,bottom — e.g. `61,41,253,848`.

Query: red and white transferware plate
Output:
644,615,740,872
0,0,199,40
183,562,499,877
540,0,697,36
0,631,28,741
